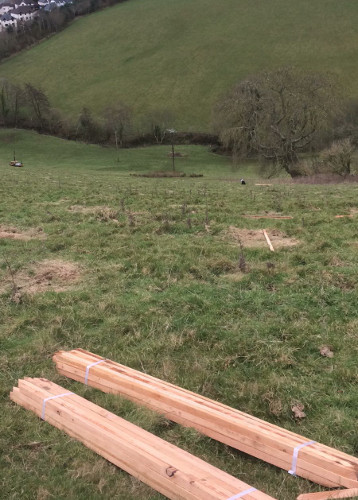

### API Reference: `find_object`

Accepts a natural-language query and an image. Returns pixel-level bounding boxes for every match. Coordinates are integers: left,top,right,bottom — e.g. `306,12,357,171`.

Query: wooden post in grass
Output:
167,128,176,172
263,230,275,252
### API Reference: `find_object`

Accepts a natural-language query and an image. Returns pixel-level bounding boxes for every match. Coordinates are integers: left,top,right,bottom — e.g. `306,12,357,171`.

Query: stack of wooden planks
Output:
10,377,275,500
53,349,358,489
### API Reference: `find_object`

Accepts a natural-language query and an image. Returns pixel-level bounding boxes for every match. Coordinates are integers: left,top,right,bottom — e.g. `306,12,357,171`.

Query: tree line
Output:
0,0,129,62
0,78,215,147
1,68,357,177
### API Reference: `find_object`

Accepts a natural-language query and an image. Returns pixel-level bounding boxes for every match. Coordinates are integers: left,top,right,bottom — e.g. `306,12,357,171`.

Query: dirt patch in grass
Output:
226,227,299,248
1,259,81,295
0,225,46,241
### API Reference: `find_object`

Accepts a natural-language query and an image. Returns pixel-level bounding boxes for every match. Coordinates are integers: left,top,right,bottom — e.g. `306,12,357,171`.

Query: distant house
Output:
0,11,16,29
43,1,56,10
37,0,49,7
17,0,38,9
11,5,37,20
0,2,14,15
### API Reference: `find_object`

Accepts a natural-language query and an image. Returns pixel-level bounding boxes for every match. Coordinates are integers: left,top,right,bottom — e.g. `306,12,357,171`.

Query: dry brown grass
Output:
0,225,46,241
1,259,81,295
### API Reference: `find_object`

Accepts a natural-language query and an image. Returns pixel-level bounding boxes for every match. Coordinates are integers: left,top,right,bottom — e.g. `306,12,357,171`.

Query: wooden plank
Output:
52,350,358,489
54,364,350,488
55,351,358,484
242,215,293,219
57,351,357,469
10,378,275,500
262,230,275,251
297,489,358,500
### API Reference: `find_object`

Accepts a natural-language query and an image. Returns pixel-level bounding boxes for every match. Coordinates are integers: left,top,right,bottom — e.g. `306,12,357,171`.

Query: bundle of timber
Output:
10,378,274,500
53,349,358,489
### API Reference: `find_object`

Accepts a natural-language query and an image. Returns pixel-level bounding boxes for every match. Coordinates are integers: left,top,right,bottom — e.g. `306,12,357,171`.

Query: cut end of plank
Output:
297,488,358,500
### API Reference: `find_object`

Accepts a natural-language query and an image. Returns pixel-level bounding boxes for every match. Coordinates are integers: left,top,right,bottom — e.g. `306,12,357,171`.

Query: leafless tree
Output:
144,108,175,143
320,138,354,176
24,83,50,130
213,67,340,176
0,79,24,127
104,102,132,152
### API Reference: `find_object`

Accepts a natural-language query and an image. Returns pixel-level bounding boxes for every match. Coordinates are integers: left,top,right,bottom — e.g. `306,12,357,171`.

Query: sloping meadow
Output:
1,134,358,499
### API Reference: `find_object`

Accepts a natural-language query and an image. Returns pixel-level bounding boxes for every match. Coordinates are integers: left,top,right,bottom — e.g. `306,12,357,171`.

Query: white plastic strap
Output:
227,488,257,500
84,359,106,385
288,440,316,476
41,392,74,420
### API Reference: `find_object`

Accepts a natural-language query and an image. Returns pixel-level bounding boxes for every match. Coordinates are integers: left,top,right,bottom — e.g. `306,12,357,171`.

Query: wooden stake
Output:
263,230,275,252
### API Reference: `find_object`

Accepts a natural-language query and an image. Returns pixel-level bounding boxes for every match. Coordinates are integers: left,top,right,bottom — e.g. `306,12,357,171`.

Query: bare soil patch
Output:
0,225,46,241
1,259,81,295
226,227,299,248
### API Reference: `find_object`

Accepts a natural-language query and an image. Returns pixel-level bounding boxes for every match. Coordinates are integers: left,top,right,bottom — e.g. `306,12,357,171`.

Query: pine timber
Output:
297,489,358,500
53,349,358,489
262,230,275,252
10,378,275,500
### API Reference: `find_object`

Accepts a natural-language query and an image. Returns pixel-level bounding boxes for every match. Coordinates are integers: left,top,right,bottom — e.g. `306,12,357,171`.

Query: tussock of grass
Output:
1,130,358,499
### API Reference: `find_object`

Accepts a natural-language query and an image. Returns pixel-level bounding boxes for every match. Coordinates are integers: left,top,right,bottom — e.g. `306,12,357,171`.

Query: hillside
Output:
1,0,358,130
2,129,358,499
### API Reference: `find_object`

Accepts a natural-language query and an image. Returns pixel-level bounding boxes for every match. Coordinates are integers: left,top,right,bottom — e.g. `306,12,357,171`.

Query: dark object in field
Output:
240,178,246,185
130,171,203,178
10,150,24,167
266,262,275,272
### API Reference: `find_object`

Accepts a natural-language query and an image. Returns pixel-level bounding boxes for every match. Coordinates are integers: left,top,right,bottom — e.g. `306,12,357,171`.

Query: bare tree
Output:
320,138,354,176
104,102,132,152
144,108,175,143
0,78,24,128
24,83,50,130
0,79,10,127
213,67,340,176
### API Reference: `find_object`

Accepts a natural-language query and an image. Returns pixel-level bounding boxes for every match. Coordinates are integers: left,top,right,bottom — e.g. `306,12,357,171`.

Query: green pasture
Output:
1,129,358,499
1,0,358,129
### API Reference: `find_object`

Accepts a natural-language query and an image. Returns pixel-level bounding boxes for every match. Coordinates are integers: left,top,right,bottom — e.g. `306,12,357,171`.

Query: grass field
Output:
1,129,358,499
1,0,358,130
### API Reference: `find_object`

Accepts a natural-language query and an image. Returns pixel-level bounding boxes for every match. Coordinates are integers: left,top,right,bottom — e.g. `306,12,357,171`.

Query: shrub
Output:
320,138,355,176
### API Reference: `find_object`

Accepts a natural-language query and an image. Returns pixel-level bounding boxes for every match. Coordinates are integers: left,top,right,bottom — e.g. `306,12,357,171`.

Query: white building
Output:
0,12,16,30
11,5,37,21
0,2,14,15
